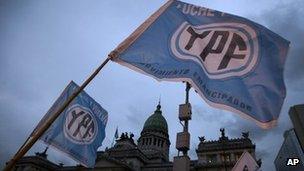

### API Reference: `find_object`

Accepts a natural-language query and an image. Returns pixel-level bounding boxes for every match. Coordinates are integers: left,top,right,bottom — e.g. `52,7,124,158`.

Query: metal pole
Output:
183,82,191,135
173,82,192,171
4,56,111,171
185,82,190,104
183,82,191,156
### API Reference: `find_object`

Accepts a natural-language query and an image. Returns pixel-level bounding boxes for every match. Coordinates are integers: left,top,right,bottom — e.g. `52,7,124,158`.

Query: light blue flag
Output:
36,81,108,167
112,0,290,128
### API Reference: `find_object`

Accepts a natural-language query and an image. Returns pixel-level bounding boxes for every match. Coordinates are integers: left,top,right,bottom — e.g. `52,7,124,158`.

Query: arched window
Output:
161,140,164,147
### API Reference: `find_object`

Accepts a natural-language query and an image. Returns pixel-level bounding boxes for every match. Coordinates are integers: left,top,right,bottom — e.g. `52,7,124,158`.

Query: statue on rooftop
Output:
242,131,249,139
198,136,205,142
35,147,48,159
120,133,125,139
130,133,134,139
220,128,225,137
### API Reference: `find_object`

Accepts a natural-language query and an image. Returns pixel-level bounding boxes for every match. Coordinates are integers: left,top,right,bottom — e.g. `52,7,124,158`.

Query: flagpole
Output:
4,55,112,171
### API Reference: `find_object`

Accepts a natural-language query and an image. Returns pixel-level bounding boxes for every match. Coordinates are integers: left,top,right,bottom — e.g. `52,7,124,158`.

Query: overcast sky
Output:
1,0,304,170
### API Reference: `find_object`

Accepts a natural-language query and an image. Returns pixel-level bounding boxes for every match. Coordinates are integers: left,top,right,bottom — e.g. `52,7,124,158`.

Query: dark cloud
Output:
192,104,227,123
248,0,303,143
221,115,291,142
259,1,304,86
0,88,37,168
255,147,274,169
256,148,271,160
189,142,199,159
0,85,77,168
220,1,304,170
126,105,147,129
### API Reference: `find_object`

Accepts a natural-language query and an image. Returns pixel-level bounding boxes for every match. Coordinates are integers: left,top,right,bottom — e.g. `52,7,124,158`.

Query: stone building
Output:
15,103,259,171
274,104,304,171
195,129,257,171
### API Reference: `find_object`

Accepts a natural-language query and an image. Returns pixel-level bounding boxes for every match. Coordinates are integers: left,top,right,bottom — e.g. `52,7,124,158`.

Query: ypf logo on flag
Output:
171,22,259,79
63,105,98,144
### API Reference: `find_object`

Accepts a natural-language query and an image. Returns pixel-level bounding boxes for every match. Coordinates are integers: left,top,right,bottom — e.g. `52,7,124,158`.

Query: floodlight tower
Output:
173,82,192,171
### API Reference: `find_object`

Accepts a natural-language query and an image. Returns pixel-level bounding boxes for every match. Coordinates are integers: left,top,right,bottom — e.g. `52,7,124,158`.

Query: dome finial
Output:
157,95,161,111
159,95,161,105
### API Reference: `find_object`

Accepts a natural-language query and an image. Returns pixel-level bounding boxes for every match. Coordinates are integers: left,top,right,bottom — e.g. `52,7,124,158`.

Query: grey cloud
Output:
221,0,304,145
192,104,227,123
126,105,147,129
189,142,199,159
256,148,271,161
125,105,153,143
259,1,304,85
220,2,304,170
221,114,291,142
255,148,273,169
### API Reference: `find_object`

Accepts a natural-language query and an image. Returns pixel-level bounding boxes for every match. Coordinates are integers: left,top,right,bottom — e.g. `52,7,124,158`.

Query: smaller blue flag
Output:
35,81,108,167
114,127,119,139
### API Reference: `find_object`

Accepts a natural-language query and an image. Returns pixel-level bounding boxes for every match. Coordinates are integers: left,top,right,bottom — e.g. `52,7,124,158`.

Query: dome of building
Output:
142,103,168,134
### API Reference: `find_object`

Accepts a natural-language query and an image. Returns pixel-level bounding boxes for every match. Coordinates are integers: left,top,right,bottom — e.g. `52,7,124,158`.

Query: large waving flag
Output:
33,81,108,167
111,0,290,128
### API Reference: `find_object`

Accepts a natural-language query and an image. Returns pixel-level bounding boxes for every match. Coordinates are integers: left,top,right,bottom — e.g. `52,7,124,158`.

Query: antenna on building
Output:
159,94,161,105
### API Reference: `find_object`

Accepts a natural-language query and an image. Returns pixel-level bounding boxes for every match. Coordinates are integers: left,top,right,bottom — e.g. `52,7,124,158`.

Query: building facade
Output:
274,104,304,171
15,103,258,171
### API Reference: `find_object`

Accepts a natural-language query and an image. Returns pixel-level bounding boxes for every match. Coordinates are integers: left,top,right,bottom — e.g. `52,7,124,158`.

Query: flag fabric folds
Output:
111,0,290,128
35,81,108,167
232,151,260,171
